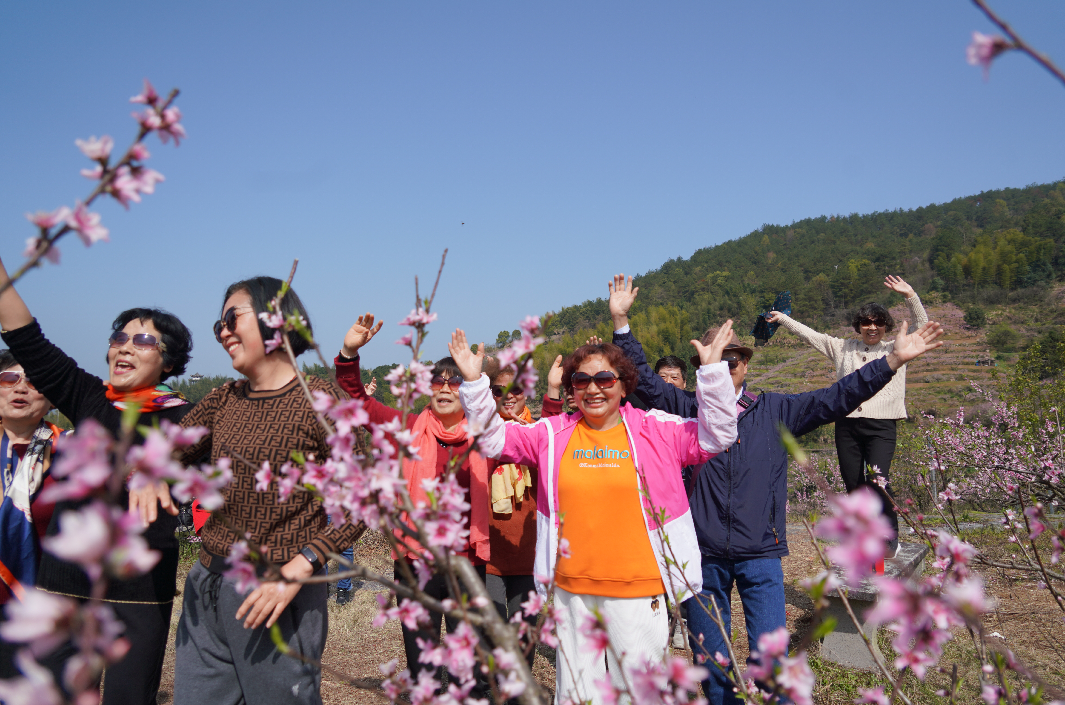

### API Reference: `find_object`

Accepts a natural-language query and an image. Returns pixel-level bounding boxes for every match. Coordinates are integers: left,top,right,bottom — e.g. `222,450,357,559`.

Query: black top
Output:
1,320,189,602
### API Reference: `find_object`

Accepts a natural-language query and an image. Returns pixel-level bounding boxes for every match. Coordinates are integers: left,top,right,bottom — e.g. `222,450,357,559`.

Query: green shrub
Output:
964,306,987,328
986,324,1019,352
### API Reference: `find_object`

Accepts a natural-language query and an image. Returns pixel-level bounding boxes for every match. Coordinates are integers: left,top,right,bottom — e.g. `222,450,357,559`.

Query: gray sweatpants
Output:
174,561,328,705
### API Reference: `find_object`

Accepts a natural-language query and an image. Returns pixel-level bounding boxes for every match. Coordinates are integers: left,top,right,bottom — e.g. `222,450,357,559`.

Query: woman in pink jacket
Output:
448,324,737,705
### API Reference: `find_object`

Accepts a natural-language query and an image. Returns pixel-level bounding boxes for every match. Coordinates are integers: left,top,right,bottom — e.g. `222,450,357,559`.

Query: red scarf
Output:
105,383,188,413
400,408,490,562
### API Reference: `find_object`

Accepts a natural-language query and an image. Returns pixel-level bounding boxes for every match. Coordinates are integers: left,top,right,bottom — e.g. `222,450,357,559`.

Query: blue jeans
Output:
336,545,354,591
685,557,786,705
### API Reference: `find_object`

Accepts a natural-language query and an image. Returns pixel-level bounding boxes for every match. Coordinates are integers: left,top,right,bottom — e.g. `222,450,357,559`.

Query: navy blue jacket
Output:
613,331,896,561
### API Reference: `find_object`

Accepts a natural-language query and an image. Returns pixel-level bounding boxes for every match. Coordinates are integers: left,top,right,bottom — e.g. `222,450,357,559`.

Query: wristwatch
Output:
299,546,323,573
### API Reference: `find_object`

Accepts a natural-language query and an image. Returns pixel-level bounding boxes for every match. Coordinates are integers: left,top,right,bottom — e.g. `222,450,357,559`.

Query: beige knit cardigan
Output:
774,294,928,420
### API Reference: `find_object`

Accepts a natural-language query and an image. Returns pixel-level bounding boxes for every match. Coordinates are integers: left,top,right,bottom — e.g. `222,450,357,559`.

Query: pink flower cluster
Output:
743,627,814,705
23,79,184,266
494,316,545,397
866,531,990,679
814,486,893,587
594,655,708,705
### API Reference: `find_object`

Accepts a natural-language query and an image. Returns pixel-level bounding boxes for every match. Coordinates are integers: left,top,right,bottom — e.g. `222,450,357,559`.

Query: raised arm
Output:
782,320,945,436
766,309,844,362
607,272,698,417
450,328,542,466
333,313,399,424
685,320,739,460
0,257,117,428
0,256,35,332
884,276,929,329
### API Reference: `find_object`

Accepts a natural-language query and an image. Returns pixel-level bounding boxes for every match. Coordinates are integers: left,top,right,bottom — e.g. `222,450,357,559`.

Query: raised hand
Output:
608,274,639,329
766,311,784,323
883,275,915,298
342,313,383,358
365,376,377,396
886,321,944,370
447,329,485,382
547,354,564,399
586,335,603,346
691,320,734,366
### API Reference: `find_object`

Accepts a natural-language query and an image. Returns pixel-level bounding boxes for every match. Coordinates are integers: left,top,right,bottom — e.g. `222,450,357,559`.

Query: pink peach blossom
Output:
65,202,109,246
25,206,71,230
75,135,113,161
129,79,159,106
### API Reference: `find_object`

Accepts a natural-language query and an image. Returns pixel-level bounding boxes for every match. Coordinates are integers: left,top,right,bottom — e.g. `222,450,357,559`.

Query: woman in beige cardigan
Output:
767,275,927,555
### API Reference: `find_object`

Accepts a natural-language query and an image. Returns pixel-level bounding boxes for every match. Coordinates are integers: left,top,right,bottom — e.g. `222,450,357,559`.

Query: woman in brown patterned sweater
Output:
169,277,364,705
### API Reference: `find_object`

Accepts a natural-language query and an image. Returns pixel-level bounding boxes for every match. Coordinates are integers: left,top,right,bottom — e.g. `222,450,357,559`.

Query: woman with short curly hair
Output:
451,327,737,704
766,275,928,555
0,256,194,705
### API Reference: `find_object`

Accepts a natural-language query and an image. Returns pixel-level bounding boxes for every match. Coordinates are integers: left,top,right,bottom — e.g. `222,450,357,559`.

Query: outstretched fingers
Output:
448,328,484,381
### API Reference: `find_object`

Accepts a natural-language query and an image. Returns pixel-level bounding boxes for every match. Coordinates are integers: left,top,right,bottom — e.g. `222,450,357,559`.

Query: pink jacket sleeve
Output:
459,374,542,468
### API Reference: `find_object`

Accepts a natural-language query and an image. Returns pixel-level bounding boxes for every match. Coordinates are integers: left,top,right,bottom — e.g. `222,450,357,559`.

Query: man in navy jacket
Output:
606,275,943,704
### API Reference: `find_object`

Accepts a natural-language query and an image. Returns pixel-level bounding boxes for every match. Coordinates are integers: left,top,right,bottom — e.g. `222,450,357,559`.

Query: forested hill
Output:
529,179,1065,382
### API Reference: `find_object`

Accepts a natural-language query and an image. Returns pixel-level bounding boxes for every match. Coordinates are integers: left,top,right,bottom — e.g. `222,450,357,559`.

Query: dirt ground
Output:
153,526,1063,704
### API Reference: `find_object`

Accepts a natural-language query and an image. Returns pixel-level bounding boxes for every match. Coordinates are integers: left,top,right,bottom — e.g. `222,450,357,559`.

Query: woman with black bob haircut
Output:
108,307,193,381
767,275,927,556
0,256,194,705
171,276,366,705
218,276,314,357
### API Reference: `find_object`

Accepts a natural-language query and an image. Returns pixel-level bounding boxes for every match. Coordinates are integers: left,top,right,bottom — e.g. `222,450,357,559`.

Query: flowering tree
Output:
5,23,1065,700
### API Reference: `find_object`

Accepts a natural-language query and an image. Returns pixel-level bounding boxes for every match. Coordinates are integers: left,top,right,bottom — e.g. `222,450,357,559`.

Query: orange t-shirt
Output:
555,420,665,598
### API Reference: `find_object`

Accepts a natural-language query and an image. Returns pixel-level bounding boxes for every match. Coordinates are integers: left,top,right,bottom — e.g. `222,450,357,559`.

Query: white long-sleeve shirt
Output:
775,294,928,420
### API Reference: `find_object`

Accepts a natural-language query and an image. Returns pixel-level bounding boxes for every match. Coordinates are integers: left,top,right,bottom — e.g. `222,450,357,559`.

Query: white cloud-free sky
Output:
2,2,1063,377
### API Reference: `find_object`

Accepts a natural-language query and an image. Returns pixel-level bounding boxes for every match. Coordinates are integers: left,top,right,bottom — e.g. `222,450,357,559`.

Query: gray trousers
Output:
174,561,327,705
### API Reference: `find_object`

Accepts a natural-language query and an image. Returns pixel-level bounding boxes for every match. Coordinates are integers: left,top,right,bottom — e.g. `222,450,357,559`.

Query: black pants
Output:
834,418,899,537
36,598,174,705
394,559,489,695
485,573,537,661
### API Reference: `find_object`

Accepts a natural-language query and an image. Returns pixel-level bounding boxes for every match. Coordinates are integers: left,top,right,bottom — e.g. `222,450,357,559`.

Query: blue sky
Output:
2,2,1063,377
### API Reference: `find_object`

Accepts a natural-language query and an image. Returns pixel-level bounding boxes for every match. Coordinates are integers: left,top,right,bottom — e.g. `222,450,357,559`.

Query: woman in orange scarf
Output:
333,313,490,696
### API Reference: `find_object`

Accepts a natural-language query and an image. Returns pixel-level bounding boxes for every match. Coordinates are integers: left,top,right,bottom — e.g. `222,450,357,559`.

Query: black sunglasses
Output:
0,371,35,390
109,331,165,351
858,318,886,328
492,384,524,398
721,355,743,370
430,375,463,392
570,371,620,390
214,306,252,343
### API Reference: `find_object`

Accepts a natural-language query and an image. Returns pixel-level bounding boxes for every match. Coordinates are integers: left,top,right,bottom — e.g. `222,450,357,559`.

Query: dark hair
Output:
561,343,638,396
482,357,506,385
222,277,313,356
109,308,193,381
851,303,895,334
654,355,688,378
431,357,461,380
0,349,18,374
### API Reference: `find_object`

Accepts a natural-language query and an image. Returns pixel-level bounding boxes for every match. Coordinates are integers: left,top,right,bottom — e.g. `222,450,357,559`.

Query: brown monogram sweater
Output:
180,374,365,568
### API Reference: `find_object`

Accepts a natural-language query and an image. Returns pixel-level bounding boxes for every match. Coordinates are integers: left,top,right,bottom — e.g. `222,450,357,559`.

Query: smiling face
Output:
0,364,52,429
860,320,887,346
217,290,264,376
107,319,171,392
494,371,527,418
429,374,463,422
573,354,623,429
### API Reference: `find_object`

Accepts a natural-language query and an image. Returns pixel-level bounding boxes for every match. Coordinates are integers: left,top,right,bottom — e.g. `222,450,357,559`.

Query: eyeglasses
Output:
858,318,886,328
721,355,743,370
214,306,253,343
570,371,620,390
430,375,463,392
0,371,35,390
109,331,166,351
492,384,524,398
